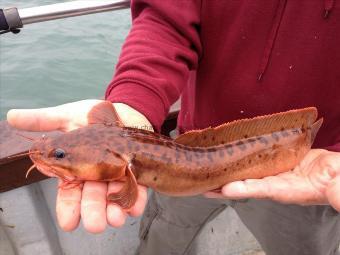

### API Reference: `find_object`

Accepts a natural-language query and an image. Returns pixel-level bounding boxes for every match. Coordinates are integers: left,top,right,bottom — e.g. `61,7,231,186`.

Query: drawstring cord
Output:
257,0,335,81
324,0,335,18
257,0,287,81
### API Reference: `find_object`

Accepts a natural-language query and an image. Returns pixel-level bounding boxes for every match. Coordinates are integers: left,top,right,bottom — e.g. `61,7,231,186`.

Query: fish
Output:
26,101,322,209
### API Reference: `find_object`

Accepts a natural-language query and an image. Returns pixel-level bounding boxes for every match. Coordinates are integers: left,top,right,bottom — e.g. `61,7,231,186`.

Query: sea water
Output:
0,0,131,119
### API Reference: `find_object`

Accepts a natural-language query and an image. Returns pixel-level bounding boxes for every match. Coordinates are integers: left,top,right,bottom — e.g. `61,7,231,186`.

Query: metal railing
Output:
0,0,142,192
0,0,130,34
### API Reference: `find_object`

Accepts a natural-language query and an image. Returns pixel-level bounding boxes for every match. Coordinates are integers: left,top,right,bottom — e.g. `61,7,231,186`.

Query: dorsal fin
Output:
87,100,123,127
175,107,318,147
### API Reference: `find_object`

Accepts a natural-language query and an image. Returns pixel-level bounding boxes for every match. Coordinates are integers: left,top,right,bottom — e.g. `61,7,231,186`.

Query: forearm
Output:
106,0,201,131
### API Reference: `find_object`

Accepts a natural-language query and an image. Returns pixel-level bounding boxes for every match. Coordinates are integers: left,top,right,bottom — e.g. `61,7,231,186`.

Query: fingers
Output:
205,180,272,200
56,179,82,232
106,182,127,228
220,172,324,205
81,181,108,233
7,99,106,132
204,179,273,200
128,185,148,217
57,180,147,233
204,191,225,199
7,107,64,132
221,176,295,202
221,180,265,200
106,182,148,227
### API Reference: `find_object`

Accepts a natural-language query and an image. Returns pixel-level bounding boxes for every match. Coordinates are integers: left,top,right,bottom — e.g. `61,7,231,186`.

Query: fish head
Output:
29,131,127,182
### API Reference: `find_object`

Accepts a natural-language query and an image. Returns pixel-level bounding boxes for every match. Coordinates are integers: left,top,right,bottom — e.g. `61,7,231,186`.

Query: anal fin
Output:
107,164,138,210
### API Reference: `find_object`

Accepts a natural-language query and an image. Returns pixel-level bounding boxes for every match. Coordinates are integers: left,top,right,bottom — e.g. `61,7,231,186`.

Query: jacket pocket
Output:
139,207,159,240
139,194,160,240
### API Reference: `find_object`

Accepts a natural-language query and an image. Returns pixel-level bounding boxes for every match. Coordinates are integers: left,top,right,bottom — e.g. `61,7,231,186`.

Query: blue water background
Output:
0,0,131,119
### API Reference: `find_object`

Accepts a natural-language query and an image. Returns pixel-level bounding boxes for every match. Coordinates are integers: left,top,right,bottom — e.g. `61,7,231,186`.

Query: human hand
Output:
205,149,340,212
7,99,150,232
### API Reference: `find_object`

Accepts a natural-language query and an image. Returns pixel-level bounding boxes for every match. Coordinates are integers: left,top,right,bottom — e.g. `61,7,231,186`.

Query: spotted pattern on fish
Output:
246,138,257,147
126,140,133,151
257,136,269,145
184,151,193,162
281,129,290,137
161,153,172,164
175,149,181,163
193,150,201,160
224,144,234,156
236,141,246,151
134,144,141,151
271,132,280,142
206,152,214,162
291,129,300,135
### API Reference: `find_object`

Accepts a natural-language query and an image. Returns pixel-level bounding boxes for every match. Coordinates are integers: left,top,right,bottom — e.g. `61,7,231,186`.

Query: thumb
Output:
7,106,64,132
326,175,340,212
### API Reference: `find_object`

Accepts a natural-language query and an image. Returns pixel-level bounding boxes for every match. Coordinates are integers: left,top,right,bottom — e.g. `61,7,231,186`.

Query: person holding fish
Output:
7,1,340,255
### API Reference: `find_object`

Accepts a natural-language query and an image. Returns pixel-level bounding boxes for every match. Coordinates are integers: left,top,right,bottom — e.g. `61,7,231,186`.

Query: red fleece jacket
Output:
105,0,340,152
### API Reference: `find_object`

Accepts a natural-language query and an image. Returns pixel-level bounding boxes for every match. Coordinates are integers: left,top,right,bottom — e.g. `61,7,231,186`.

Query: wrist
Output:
326,175,340,212
113,103,154,132
320,150,340,212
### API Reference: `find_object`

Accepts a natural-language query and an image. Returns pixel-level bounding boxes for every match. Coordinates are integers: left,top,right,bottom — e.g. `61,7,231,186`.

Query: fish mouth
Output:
32,159,76,182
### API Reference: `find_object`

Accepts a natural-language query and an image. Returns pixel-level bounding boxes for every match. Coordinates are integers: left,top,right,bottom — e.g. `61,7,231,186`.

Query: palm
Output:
206,149,340,211
7,99,147,233
240,149,332,205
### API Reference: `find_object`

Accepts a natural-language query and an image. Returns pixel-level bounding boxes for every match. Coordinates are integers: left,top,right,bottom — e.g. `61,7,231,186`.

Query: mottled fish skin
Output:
130,126,312,196
29,122,316,196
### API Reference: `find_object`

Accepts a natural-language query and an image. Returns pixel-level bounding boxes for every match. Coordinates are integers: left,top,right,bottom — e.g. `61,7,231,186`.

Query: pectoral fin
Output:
311,118,323,144
107,164,138,210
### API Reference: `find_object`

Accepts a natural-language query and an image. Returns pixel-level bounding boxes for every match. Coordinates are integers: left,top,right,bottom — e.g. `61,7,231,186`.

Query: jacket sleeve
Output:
324,128,340,152
105,0,202,131
325,142,340,152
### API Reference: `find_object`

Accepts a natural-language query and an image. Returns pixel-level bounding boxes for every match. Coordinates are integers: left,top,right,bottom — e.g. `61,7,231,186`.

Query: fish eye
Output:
54,148,66,159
